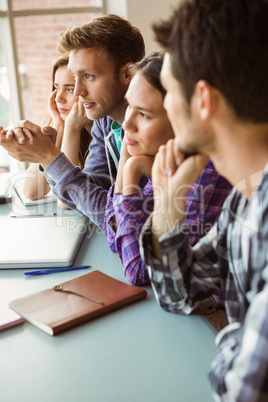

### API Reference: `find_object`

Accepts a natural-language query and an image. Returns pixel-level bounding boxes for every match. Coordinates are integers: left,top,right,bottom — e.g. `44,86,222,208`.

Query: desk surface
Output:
0,199,217,402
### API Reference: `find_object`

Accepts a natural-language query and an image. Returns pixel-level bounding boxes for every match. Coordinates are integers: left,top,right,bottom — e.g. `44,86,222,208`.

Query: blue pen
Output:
24,265,91,276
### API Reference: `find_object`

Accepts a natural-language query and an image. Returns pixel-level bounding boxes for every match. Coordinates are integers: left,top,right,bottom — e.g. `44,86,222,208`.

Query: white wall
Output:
104,0,128,18
105,0,180,54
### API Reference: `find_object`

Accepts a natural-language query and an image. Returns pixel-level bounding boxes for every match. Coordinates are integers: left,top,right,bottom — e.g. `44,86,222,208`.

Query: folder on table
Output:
10,270,147,335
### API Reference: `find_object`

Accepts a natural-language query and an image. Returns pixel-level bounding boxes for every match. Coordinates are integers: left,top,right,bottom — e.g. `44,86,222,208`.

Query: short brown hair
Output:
153,0,268,123
57,14,145,72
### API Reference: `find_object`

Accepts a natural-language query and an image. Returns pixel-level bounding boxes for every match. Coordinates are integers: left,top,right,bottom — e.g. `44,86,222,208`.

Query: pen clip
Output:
53,285,104,306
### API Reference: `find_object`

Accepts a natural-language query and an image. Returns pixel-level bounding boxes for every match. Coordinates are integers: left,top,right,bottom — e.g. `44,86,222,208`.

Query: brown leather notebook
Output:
9,270,147,336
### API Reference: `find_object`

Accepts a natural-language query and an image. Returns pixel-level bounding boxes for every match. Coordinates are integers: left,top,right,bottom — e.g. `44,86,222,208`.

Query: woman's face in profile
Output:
123,73,174,157
54,65,79,121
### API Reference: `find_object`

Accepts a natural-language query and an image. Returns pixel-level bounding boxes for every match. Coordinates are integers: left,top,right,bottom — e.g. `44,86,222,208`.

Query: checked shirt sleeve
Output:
210,270,268,401
140,215,226,315
210,192,268,401
104,184,118,253
186,159,232,246
104,181,154,285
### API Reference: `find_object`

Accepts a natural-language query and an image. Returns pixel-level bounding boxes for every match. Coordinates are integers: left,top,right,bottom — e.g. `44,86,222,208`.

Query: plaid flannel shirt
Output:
140,164,268,401
104,160,232,286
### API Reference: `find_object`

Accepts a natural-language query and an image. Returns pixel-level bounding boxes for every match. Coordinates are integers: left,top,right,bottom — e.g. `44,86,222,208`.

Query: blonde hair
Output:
42,56,92,168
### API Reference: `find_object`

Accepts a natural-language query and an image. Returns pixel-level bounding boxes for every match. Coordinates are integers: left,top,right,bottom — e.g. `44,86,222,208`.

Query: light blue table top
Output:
0,197,217,402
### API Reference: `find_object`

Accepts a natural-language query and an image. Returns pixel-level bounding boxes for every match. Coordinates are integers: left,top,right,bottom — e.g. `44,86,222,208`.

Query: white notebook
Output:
13,176,57,206
0,215,88,269
0,172,12,204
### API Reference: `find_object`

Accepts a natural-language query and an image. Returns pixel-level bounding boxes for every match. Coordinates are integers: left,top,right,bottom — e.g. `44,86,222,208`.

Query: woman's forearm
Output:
23,163,50,200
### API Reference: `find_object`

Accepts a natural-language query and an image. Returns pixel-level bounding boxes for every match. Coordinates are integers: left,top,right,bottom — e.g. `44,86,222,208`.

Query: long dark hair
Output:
129,52,166,98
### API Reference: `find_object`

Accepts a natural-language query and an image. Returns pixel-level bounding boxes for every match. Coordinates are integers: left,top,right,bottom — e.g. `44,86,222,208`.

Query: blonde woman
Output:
23,56,92,208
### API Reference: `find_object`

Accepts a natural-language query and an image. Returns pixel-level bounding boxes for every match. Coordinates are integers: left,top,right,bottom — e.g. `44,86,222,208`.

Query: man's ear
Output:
194,80,217,120
120,62,134,85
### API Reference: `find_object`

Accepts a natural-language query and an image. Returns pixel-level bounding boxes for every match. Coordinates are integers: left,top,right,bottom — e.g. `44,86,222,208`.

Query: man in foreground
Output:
140,0,268,400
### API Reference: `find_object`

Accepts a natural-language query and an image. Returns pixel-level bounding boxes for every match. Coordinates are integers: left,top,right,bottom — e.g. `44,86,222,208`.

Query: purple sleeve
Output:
185,159,232,246
104,184,117,253
104,181,153,285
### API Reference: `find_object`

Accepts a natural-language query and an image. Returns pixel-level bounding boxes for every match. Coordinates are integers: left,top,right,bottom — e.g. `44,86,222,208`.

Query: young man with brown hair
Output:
0,14,145,228
140,0,268,400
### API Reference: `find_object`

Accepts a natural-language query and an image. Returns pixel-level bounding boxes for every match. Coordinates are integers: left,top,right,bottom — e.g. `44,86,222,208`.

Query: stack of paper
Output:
0,172,12,204
0,303,24,331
